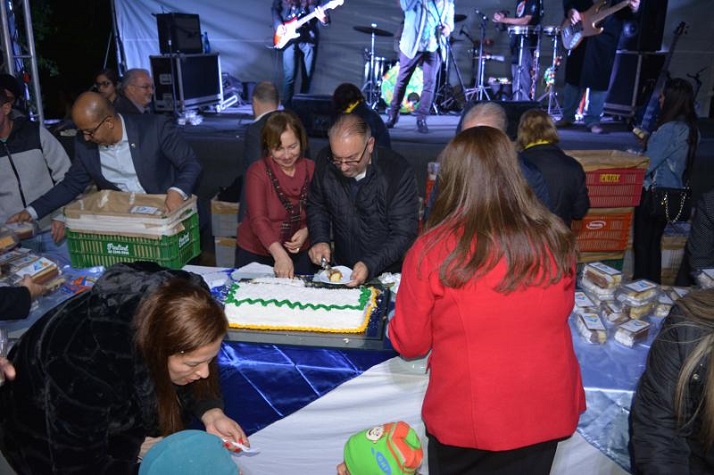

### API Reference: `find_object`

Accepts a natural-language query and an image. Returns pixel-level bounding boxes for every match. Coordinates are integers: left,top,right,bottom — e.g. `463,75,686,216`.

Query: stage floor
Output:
184,105,714,201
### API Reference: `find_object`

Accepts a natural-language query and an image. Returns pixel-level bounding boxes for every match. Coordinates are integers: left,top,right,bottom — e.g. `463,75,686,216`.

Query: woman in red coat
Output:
236,110,315,277
389,127,585,475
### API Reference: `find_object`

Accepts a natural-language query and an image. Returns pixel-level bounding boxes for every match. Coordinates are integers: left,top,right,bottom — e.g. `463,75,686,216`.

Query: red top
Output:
390,231,586,451
237,157,315,256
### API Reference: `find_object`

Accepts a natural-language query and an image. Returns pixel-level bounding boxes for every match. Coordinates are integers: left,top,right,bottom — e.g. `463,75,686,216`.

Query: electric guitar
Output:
560,0,629,51
632,21,688,140
273,0,344,50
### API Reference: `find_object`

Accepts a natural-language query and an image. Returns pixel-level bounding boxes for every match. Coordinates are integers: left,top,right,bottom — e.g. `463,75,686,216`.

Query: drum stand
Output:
434,37,468,113
530,27,541,101
361,29,381,109
537,30,562,116
463,16,491,102
512,34,530,101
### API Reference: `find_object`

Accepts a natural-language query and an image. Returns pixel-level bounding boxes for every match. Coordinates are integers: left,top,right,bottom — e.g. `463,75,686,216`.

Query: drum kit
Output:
354,14,564,114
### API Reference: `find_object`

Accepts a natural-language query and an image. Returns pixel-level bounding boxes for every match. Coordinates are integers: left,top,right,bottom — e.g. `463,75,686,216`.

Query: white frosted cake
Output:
224,278,377,333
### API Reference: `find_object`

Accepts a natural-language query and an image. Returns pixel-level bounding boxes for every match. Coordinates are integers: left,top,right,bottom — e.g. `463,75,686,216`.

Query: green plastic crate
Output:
66,212,200,269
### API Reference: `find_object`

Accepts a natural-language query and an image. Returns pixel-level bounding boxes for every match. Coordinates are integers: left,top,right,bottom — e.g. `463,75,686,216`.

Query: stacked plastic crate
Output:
567,150,650,276
64,190,200,269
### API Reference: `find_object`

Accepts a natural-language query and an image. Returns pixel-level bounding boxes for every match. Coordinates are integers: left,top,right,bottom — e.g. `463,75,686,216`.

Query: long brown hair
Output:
672,289,714,448
133,278,228,435
424,126,575,292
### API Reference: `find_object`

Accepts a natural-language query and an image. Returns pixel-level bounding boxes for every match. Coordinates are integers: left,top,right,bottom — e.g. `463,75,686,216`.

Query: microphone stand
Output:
463,11,491,102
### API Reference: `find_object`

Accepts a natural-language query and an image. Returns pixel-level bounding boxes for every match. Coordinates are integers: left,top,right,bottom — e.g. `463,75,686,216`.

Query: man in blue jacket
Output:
7,92,202,241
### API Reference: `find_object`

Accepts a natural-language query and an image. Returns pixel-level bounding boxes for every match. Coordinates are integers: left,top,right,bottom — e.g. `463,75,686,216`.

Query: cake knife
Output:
320,257,332,273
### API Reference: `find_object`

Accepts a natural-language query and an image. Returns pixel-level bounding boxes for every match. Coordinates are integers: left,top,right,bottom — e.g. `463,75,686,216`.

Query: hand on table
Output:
21,275,47,300
274,255,295,279
6,210,33,224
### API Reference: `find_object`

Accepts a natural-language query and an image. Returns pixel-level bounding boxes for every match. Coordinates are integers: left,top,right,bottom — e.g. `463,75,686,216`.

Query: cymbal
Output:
454,14,467,23
353,25,393,37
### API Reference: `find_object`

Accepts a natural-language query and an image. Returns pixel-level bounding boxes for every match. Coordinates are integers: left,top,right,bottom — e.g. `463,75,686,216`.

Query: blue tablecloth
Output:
6,264,658,473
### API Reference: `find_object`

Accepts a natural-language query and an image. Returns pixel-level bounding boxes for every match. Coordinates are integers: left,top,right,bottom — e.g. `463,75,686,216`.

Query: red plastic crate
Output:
572,207,633,252
585,167,646,208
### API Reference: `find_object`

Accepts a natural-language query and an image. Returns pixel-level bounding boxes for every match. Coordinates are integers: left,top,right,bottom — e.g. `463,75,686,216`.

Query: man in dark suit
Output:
113,68,155,115
7,92,201,242
237,81,280,222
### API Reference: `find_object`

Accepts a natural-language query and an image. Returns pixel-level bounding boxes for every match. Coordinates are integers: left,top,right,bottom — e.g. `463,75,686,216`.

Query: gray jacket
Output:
0,117,70,230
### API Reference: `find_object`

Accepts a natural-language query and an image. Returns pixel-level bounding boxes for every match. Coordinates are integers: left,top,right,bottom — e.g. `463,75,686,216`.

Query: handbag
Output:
646,186,692,222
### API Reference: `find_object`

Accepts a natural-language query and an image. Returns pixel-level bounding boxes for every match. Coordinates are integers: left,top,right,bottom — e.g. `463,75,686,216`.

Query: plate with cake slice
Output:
315,266,352,285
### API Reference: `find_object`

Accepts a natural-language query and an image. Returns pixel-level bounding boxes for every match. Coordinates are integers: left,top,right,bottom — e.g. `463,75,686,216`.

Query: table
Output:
6,264,655,474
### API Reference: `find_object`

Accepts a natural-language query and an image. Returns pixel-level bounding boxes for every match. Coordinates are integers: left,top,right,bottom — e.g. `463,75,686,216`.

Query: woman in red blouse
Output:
236,110,315,277
389,127,585,475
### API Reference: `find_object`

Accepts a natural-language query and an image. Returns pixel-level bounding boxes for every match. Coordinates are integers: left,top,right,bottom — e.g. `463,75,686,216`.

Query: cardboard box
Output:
211,198,239,238
214,236,236,268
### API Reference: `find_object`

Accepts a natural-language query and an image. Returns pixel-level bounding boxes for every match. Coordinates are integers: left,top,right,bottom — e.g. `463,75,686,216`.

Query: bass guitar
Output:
560,0,629,51
633,21,688,140
273,0,344,50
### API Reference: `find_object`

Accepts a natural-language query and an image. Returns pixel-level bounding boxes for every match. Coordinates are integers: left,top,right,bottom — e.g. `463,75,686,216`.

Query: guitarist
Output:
271,0,330,109
555,0,639,134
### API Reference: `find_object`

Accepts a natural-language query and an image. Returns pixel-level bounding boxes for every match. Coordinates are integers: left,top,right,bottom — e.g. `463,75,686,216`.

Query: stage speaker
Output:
156,13,202,54
604,51,665,117
150,53,222,112
458,101,540,140
618,0,668,52
291,94,333,138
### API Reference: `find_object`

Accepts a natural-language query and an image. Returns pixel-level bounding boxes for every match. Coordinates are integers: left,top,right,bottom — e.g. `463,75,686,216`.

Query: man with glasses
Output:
307,114,418,286
114,68,155,115
7,92,201,242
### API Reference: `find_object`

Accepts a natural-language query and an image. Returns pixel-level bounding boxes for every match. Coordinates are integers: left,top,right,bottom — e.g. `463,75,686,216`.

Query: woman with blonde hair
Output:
389,127,585,474
516,108,589,227
631,288,714,473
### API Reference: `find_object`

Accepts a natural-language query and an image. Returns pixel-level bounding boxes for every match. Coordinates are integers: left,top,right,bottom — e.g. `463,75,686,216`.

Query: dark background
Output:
31,0,114,120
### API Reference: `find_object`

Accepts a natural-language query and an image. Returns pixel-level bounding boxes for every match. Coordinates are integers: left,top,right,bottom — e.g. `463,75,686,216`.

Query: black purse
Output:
646,186,692,222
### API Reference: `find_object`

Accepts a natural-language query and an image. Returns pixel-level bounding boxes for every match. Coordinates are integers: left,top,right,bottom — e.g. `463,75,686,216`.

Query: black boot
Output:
416,118,429,134
386,109,399,128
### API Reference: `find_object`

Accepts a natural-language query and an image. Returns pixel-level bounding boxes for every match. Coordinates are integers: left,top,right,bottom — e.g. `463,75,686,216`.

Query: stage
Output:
183,105,714,211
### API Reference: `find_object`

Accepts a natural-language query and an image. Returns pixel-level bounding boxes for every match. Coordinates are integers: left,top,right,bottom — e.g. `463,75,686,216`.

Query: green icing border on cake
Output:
225,282,371,311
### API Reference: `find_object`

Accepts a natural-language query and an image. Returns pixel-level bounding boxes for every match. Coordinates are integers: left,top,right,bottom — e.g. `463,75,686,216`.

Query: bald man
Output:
8,92,201,241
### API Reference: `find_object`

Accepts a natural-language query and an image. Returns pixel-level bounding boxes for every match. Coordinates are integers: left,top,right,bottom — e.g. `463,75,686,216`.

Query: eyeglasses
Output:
95,80,112,88
330,140,369,167
131,83,154,91
81,115,110,138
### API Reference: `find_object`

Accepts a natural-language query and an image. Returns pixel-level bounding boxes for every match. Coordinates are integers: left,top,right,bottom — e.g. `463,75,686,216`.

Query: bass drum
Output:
381,64,423,114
